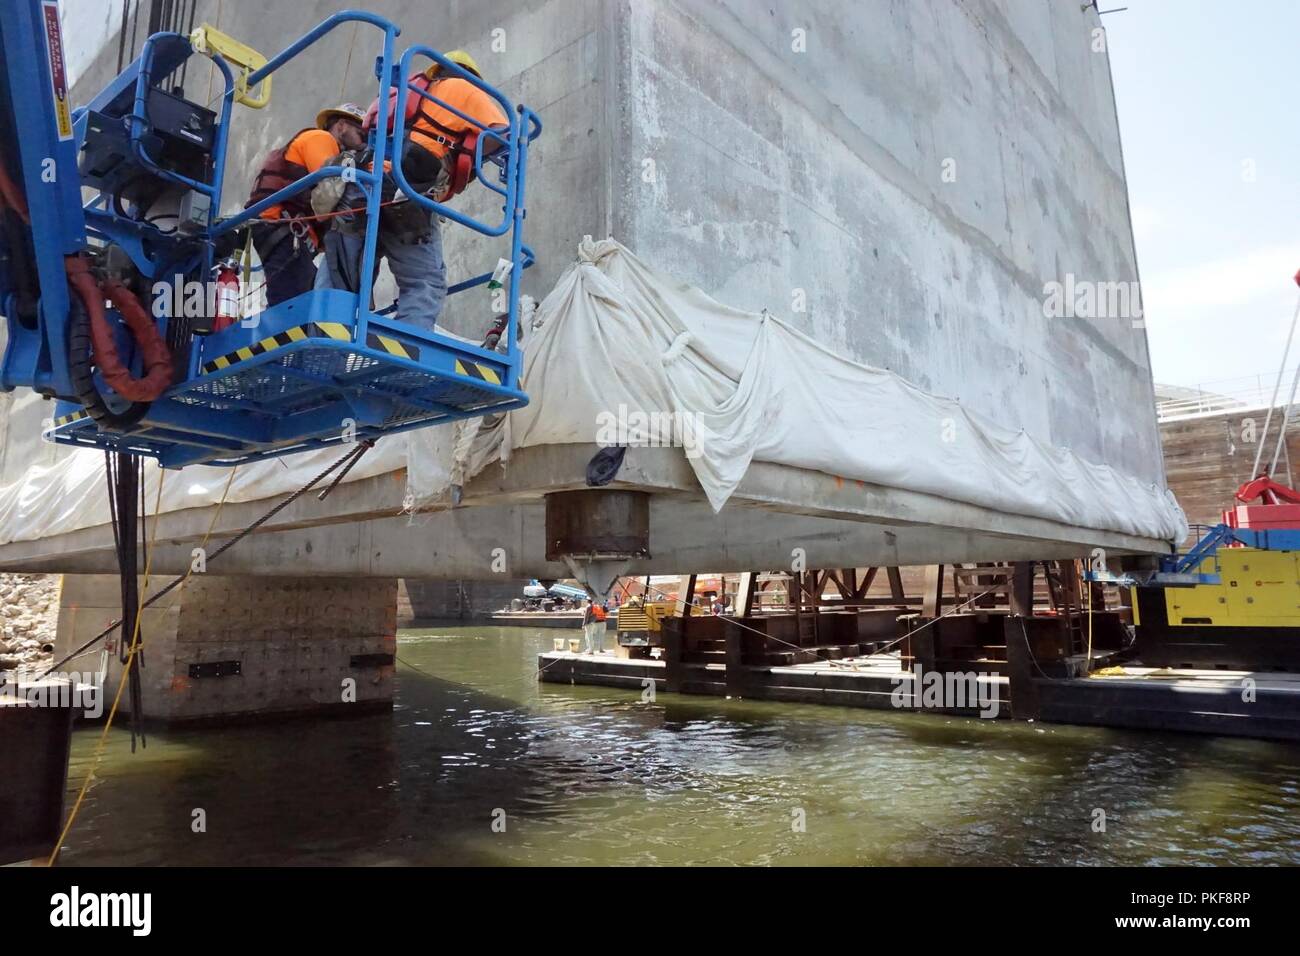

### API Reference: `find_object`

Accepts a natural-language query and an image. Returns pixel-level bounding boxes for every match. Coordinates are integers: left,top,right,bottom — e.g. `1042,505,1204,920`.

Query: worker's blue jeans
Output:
314,187,447,331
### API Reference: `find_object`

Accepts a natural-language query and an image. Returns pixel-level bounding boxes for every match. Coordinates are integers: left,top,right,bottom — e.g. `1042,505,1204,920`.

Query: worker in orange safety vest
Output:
245,103,365,306
313,51,509,332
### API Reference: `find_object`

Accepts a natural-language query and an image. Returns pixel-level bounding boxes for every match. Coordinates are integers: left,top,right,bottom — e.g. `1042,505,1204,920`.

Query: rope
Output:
36,441,373,683
42,440,376,863
236,192,409,232
1016,615,1054,680
1252,290,1300,477
45,467,167,866
340,22,359,99
204,0,222,103
1086,574,1095,671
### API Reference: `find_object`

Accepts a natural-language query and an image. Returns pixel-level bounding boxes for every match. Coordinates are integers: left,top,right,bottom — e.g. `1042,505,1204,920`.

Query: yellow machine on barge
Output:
1126,476,1300,670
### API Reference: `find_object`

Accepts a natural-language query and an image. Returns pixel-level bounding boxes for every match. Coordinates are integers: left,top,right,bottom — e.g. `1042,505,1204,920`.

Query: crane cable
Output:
36,440,375,686
44,438,374,865
1250,282,1300,478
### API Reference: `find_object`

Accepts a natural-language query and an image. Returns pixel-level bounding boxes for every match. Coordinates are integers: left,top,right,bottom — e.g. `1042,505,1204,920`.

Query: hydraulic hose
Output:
0,148,30,224
65,256,173,403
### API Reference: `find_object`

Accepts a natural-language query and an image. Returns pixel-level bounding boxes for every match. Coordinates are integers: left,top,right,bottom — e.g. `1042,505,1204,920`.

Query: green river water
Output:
55,625,1300,866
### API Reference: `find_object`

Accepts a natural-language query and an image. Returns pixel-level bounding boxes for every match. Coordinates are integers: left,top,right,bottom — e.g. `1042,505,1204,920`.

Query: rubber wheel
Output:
67,285,152,431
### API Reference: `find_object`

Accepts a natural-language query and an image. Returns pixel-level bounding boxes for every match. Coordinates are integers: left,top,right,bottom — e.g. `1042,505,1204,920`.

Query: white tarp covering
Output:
0,237,1187,547
410,237,1188,543
0,438,408,546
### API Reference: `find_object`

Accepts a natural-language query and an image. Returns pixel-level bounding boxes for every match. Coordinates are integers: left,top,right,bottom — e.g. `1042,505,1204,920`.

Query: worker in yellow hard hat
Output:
315,51,510,332
245,103,366,305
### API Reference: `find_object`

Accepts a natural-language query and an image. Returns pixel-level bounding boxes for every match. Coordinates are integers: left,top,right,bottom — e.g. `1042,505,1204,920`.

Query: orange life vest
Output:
408,87,480,201
365,76,493,202
246,128,317,219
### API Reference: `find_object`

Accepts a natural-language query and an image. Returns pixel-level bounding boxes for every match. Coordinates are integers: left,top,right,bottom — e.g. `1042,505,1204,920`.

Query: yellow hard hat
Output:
423,49,483,81
315,102,365,130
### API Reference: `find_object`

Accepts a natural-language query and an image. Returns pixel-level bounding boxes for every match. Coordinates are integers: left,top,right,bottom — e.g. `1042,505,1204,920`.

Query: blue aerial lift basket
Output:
0,5,540,467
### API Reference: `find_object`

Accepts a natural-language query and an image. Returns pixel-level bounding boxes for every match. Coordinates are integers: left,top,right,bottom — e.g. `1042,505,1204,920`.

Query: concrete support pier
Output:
55,575,398,724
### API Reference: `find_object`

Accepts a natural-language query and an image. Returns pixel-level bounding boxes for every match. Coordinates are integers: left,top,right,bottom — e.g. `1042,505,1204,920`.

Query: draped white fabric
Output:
0,238,1187,546
417,237,1186,542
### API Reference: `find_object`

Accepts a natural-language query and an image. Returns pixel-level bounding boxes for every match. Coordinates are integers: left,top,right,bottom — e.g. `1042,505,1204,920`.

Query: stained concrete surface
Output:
0,0,1170,574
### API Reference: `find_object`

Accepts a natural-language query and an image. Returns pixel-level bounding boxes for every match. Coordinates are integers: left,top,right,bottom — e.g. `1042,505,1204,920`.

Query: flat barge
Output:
538,650,1300,741
538,564,1300,742
490,610,618,629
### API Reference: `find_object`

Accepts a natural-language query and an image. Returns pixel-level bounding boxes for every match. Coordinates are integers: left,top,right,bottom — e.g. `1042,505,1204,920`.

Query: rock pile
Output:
0,573,60,672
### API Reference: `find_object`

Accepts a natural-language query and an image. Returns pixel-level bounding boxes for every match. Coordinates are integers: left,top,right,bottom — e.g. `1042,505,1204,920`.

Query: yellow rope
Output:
46,465,239,866
1085,563,1095,673
205,0,225,105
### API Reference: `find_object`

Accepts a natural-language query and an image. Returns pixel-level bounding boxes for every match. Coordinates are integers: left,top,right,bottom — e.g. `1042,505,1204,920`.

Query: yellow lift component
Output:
189,24,271,108
1165,547,1300,629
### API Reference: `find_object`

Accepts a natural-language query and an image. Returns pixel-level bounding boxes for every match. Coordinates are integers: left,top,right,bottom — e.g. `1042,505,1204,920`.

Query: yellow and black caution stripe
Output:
366,332,420,362
50,409,89,429
200,321,419,375
454,358,502,385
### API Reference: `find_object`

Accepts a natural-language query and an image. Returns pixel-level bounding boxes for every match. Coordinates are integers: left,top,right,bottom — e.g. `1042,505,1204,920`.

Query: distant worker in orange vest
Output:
582,599,608,655
315,50,509,331
245,103,366,306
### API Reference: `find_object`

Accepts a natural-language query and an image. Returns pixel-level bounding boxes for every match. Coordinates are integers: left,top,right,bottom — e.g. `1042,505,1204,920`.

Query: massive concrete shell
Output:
0,0,1173,577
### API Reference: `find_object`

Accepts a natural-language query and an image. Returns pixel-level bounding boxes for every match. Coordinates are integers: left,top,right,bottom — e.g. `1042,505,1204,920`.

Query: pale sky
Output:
1106,0,1300,391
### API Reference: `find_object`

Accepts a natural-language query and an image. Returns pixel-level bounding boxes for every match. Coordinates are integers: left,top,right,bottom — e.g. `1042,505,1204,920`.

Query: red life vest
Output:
365,76,481,202
246,128,318,219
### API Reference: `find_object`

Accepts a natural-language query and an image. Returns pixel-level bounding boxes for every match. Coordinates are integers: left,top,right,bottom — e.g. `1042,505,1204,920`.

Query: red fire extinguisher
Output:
212,261,241,333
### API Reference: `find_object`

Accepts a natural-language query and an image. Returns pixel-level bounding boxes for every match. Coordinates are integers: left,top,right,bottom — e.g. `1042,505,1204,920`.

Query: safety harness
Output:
403,76,484,202
246,128,323,243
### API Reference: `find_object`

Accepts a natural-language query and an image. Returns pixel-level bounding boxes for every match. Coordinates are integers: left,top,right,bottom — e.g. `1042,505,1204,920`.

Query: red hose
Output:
65,256,173,402
0,149,30,224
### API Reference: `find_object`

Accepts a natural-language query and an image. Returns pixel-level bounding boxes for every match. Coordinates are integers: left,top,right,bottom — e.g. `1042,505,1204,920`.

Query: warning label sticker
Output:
42,1,72,141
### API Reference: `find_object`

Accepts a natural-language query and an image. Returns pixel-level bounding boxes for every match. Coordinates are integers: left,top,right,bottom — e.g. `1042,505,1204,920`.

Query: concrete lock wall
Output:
611,0,1159,485
55,574,397,722
0,1,1168,577
47,0,1158,475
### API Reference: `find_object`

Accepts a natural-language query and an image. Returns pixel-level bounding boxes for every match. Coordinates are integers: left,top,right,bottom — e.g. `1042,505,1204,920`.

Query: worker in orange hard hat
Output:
246,103,366,306
315,51,510,332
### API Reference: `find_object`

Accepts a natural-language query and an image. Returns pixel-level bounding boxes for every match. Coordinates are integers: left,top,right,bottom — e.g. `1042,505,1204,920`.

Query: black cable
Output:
317,439,374,500
115,0,131,74
130,0,142,64
138,456,149,580
104,448,146,751
144,212,179,235
36,441,377,682
103,451,121,568
131,455,148,750
146,0,163,41
176,0,197,93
